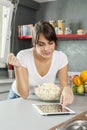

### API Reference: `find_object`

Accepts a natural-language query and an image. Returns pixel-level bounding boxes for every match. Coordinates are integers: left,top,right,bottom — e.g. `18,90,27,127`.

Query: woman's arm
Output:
7,53,29,99
58,64,68,88
15,67,29,99
58,64,74,106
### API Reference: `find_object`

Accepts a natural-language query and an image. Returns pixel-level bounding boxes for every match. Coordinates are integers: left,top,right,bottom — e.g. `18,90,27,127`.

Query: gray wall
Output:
36,0,87,72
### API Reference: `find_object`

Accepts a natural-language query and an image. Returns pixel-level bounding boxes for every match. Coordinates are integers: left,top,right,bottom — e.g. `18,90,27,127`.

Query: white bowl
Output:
34,83,61,101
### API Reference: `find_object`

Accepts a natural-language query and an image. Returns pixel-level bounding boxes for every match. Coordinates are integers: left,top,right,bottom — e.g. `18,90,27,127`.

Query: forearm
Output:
59,74,74,106
7,53,29,98
58,72,68,90
59,75,68,89
58,65,69,89
15,66,29,99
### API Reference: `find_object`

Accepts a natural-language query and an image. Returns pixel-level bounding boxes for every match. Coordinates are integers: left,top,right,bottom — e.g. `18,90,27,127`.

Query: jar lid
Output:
58,20,65,22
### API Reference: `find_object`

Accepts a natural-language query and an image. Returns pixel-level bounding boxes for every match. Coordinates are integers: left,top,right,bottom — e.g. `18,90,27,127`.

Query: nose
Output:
44,44,49,51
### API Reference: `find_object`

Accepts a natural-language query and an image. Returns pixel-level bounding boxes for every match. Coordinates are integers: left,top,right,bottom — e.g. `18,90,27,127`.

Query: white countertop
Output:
0,95,86,130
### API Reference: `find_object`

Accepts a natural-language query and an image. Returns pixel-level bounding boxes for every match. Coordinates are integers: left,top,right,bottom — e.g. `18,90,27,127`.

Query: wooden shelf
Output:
18,36,32,39
56,34,87,40
18,34,87,40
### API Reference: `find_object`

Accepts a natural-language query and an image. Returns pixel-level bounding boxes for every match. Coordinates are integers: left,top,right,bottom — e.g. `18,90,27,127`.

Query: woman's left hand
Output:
60,86,74,106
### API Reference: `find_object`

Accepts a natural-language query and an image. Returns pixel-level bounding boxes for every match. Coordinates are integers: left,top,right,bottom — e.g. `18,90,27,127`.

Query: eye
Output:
49,41,54,45
38,41,45,46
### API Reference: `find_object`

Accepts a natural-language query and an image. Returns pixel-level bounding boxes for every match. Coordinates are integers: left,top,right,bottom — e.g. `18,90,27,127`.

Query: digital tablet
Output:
32,103,75,116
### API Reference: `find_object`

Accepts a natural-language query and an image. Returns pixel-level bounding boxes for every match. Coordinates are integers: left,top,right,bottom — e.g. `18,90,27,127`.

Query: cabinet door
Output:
0,92,9,100
0,83,11,100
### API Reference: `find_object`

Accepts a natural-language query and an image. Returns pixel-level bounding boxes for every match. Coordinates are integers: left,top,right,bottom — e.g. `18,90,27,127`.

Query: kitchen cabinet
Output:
0,83,11,100
0,78,14,100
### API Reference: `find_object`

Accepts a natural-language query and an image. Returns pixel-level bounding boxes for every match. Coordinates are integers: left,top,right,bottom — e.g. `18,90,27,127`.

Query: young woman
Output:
7,20,74,106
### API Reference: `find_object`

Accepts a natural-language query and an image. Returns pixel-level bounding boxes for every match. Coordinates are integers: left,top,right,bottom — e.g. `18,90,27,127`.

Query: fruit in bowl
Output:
34,83,61,101
71,75,82,86
80,70,87,82
71,70,87,95
77,84,84,94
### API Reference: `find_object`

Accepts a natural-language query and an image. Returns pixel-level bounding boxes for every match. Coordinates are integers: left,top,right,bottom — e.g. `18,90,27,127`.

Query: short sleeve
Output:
58,52,68,70
16,50,27,68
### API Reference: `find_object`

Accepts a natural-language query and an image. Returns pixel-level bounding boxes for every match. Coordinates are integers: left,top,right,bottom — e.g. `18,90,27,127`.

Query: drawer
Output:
0,92,8,100
0,83,11,92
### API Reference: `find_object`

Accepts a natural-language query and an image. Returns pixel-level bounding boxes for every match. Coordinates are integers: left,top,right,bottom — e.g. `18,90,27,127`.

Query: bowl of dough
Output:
34,83,61,101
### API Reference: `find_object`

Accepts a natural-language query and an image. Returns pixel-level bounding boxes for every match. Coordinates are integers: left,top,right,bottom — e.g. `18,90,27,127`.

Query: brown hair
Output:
32,20,57,46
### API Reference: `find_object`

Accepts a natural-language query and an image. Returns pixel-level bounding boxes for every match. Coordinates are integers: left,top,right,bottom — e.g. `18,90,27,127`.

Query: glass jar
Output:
65,27,72,34
49,20,56,28
57,20,65,34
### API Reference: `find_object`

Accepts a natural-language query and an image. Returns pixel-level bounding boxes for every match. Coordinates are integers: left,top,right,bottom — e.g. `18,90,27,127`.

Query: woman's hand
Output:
60,86,74,106
7,53,21,68
8,53,29,99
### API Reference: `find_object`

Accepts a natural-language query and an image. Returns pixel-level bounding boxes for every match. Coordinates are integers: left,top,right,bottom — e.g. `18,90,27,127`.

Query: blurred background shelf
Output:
18,34,87,40
56,34,87,40
18,36,32,39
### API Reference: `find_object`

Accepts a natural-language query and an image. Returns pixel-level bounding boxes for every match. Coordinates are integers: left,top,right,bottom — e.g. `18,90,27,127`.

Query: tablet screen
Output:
33,103,75,115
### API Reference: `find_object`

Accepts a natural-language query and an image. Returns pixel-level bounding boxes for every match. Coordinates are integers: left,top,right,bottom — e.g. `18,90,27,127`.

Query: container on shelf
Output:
57,20,65,34
65,27,72,34
77,29,86,35
55,27,58,34
49,20,56,28
57,27,64,34
18,24,33,37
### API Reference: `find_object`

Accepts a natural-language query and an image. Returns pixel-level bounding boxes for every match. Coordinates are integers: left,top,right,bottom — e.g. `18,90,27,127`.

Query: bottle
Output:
8,64,15,78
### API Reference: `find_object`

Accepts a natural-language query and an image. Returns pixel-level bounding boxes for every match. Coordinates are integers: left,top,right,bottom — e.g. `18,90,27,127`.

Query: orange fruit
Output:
72,75,82,86
80,70,87,82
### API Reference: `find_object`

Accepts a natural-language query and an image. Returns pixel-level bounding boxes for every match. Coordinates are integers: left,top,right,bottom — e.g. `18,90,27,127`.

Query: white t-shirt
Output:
12,48,68,95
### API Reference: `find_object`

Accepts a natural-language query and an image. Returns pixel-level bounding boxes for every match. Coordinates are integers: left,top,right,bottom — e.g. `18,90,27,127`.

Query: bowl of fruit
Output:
71,70,87,95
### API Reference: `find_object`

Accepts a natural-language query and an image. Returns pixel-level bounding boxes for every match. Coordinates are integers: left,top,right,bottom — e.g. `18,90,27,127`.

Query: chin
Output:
42,54,52,59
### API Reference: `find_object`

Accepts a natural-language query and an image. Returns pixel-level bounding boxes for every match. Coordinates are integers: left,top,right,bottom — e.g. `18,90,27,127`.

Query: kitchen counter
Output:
0,95,86,130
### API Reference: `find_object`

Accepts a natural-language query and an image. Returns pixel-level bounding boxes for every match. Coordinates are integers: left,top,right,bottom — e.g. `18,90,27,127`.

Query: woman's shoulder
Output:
53,50,68,68
17,48,33,57
54,50,67,57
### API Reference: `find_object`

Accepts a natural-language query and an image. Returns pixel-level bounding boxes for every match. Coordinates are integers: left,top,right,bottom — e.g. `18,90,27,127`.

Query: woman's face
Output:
35,33,56,59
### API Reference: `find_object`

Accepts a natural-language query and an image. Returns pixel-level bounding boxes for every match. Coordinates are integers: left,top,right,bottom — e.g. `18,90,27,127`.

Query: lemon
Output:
77,85,84,94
